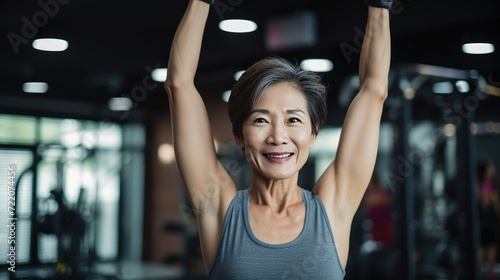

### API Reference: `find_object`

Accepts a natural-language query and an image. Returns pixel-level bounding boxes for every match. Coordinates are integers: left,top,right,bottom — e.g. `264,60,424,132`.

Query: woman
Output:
164,0,392,278
477,160,500,274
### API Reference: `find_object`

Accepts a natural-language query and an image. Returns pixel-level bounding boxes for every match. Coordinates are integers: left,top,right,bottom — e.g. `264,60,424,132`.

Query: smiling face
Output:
236,82,316,181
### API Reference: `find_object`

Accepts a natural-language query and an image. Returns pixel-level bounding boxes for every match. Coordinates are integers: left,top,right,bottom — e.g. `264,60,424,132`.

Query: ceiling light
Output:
432,82,453,94
32,38,68,52
108,97,133,111
222,90,231,102
462,43,495,54
455,80,469,93
300,59,333,72
219,19,257,33
234,70,245,81
152,68,167,82
22,82,48,93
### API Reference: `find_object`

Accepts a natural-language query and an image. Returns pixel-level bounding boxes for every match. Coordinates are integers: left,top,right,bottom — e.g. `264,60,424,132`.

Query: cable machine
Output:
10,144,99,280
388,63,485,280
338,63,488,280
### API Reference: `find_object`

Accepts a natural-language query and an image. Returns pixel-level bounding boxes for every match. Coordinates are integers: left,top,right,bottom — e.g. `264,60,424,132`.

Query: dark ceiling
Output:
1,0,499,124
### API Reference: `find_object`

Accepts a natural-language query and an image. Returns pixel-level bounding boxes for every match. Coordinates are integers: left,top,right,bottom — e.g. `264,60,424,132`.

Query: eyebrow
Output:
248,108,306,116
248,109,269,116
287,109,306,115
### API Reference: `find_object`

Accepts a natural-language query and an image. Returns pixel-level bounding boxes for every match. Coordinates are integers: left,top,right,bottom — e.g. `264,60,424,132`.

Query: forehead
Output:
254,83,308,110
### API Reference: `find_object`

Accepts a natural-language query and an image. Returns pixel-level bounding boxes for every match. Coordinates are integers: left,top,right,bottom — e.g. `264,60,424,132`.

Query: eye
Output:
253,118,268,124
288,117,302,123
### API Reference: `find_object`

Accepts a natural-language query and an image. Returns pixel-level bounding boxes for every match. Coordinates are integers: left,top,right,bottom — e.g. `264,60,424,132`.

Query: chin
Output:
259,169,297,181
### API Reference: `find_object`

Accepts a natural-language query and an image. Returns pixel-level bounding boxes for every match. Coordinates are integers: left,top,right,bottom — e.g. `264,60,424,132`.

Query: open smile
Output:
263,153,294,163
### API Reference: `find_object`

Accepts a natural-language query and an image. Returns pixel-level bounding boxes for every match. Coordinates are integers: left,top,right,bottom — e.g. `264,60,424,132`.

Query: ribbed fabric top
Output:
208,188,346,279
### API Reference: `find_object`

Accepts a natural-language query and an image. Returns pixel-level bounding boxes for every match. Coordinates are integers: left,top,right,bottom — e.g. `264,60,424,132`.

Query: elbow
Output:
377,86,388,102
164,78,177,96
164,74,178,95
360,77,389,101
164,74,192,96
164,79,172,95
371,86,388,102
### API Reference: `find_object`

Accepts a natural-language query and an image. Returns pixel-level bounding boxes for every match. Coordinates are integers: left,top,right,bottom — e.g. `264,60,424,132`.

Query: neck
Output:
248,172,302,213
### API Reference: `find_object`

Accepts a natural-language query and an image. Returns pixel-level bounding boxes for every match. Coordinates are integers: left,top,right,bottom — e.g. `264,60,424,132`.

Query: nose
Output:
266,123,289,146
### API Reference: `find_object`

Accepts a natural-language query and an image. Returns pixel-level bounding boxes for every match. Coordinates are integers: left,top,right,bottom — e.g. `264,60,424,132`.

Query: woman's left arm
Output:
315,6,391,220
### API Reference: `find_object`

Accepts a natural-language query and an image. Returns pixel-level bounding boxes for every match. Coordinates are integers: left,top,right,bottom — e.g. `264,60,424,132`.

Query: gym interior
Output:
1,0,500,279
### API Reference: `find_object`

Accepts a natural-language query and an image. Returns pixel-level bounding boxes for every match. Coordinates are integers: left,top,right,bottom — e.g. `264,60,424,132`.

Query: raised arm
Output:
333,6,391,213
164,0,236,268
358,7,391,95
314,5,391,264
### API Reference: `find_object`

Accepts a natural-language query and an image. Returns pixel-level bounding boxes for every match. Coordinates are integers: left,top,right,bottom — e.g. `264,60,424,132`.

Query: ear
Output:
309,133,316,148
309,124,319,148
235,135,245,149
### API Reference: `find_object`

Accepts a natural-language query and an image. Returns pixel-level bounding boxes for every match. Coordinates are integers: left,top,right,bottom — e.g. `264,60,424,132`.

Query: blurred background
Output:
1,0,499,279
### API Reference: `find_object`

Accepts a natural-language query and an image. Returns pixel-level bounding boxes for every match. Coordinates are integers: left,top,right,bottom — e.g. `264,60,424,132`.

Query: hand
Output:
364,0,393,10
198,0,214,4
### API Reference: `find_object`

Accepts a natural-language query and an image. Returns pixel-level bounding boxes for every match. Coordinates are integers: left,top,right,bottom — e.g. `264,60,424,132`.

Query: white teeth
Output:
266,153,291,159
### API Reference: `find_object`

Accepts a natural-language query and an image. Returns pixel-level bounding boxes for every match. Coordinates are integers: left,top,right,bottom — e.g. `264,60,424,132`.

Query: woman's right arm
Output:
164,0,236,268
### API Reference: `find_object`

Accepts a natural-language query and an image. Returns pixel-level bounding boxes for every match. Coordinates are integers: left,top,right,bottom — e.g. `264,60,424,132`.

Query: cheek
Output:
291,130,314,146
242,128,266,147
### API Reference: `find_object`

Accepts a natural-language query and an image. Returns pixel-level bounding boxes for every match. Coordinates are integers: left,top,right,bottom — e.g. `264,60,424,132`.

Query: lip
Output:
263,152,294,164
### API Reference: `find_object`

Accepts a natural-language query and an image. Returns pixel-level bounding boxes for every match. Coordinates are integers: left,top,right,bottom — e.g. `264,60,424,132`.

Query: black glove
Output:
364,0,393,10
199,0,214,4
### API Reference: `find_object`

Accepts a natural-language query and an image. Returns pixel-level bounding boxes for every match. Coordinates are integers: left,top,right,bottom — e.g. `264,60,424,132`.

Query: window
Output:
0,114,145,266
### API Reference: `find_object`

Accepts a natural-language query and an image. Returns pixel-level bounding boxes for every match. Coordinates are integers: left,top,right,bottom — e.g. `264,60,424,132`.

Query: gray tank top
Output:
208,188,346,279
